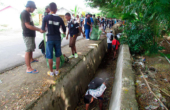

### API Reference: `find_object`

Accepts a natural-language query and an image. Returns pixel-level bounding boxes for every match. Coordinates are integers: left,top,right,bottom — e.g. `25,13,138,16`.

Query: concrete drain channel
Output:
75,52,117,110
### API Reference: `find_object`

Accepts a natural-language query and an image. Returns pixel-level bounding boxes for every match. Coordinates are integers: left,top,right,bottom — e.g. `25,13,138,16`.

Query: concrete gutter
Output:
109,44,138,110
25,37,107,110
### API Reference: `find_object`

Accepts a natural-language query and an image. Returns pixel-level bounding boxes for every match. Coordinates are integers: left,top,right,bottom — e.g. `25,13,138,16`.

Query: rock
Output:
167,37,170,40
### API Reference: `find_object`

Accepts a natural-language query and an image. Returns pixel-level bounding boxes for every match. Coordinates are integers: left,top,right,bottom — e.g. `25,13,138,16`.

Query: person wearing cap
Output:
20,1,42,74
65,13,85,59
41,2,66,77
84,77,106,110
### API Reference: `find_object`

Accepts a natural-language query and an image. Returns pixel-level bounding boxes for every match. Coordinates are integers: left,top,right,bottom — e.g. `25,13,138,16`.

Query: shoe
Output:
68,55,74,58
74,53,78,58
47,71,54,77
55,70,60,76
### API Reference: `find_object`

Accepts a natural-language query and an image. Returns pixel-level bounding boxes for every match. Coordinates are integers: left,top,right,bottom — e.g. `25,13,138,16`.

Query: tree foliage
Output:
86,0,170,54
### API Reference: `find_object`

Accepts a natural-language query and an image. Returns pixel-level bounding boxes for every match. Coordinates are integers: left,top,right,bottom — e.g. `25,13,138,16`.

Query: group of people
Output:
20,1,120,110
20,1,85,76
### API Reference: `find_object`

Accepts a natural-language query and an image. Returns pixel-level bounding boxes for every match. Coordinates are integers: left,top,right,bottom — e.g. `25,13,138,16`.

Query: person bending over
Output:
84,77,106,110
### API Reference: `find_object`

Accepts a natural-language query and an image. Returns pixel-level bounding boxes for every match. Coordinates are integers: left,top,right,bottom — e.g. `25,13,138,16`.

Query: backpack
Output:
110,34,113,41
88,77,104,89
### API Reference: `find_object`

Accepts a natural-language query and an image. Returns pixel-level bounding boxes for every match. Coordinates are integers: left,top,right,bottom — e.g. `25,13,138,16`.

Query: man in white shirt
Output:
84,77,106,110
106,30,114,53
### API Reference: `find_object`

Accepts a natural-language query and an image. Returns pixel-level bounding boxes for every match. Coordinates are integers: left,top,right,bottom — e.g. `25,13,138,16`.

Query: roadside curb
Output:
109,44,138,110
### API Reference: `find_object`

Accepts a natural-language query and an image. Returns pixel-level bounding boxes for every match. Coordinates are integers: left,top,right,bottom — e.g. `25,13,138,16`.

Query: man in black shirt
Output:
20,1,42,74
65,13,85,59
41,2,66,77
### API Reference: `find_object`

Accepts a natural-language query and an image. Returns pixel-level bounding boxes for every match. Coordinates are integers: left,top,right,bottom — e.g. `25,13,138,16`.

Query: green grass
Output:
160,53,170,59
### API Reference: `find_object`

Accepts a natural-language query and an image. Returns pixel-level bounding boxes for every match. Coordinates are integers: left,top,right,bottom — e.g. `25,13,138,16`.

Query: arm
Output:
41,17,47,33
60,18,66,35
66,29,69,40
86,104,89,110
78,27,85,37
25,22,41,32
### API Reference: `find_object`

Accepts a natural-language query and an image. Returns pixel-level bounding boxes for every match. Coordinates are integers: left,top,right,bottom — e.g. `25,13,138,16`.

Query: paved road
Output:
0,30,83,73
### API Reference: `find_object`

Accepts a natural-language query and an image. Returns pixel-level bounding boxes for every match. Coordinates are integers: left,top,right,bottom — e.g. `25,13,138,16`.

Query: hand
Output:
83,33,85,38
66,35,68,40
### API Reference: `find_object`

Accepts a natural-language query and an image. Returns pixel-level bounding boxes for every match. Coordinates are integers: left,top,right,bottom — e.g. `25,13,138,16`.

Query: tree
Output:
86,0,170,54
71,5,80,16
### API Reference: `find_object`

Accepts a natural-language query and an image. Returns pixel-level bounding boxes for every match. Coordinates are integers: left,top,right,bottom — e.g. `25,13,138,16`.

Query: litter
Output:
145,105,159,110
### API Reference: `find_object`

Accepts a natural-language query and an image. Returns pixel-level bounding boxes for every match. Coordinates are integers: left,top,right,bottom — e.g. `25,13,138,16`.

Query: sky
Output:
0,0,100,13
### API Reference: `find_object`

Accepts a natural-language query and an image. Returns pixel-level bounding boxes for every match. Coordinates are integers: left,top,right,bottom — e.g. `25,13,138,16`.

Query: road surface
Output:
0,29,83,73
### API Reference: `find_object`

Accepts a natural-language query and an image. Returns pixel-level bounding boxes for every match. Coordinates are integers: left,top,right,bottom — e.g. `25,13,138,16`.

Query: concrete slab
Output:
0,36,107,110
109,44,138,110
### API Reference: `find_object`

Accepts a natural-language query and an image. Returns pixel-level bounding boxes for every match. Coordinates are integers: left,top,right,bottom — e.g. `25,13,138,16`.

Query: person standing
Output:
84,14,91,40
20,1,42,74
106,30,114,53
76,15,80,24
112,35,120,60
65,13,85,58
80,14,84,27
72,14,76,19
92,14,98,28
44,5,50,16
109,18,112,29
41,2,66,77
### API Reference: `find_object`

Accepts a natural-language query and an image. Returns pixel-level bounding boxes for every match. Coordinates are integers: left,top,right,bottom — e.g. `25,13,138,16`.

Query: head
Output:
65,13,71,21
84,95,94,104
90,14,92,17
87,14,90,18
81,14,83,17
92,14,95,18
25,1,37,13
49,2,57,14
72,14,75,17
110,30,113,33
45,6,50,13
76,15,79,18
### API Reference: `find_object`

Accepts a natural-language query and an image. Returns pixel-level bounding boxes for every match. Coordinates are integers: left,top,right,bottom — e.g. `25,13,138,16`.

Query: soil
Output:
135,39,170,110
75,51,117,110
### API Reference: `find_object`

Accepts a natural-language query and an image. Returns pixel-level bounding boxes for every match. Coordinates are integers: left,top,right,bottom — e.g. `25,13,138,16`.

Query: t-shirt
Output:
90,17,94,24
84,18,91,29
41,14,66,41
86,83,106,99
80,17,84,22
68,18,79,37
107,33,114,43
112,39,120,50
20,10,35,37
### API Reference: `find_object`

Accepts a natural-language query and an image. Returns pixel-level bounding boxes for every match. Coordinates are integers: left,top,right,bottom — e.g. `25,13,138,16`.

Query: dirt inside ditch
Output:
75,51,117,110
134,39,170,110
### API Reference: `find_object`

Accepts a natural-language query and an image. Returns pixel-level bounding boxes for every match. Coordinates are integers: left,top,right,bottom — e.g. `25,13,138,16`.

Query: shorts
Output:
69,34,78,47
112,45,116,50
46,40,62,59
23,37,36,52
108,43,112,50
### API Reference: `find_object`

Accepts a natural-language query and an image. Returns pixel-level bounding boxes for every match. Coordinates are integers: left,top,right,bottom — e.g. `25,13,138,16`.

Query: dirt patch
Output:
135,40,170,109
75,51,117,110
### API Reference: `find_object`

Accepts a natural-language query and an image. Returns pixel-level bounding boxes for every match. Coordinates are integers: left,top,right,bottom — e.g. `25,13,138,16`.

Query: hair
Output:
45,6,49,10
49,2,57,12
93,14,95,17
114,35,118,40
65,13,71,17
84,95,92,104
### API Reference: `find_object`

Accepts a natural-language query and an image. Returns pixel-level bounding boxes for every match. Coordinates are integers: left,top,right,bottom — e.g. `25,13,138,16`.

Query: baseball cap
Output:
26,1,37,9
